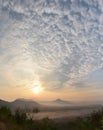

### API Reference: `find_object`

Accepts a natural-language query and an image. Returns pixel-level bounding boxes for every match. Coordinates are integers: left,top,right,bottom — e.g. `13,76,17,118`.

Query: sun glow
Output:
32,86,41,94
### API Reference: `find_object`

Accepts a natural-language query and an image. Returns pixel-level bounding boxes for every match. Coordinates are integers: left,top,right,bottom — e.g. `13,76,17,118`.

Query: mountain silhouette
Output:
53,98,72,105
0,99,41,111
11,98,40,109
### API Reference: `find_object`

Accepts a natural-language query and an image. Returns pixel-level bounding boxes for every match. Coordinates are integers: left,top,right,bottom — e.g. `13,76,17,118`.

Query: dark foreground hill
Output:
0,106,103,130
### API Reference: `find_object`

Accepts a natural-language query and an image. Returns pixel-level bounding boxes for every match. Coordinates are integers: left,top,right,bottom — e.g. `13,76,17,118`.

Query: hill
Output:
52,98,73,105
0,99,41,111
11,99,40,109
0,99,10,107
0,106,103,130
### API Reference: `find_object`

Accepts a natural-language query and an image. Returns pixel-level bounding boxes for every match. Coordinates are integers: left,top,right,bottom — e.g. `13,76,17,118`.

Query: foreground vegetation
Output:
0,106,103,130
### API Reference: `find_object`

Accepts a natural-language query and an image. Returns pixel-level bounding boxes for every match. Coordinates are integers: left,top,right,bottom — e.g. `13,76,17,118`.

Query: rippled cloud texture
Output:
0,0,103,98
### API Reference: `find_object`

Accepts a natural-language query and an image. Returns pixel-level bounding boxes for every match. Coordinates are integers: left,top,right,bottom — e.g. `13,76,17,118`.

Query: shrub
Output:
0,106,12,122
14,109,27,124
32,108,39,113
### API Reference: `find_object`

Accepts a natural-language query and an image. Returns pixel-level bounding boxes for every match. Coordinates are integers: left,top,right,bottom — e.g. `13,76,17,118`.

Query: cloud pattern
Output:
0,0,103,90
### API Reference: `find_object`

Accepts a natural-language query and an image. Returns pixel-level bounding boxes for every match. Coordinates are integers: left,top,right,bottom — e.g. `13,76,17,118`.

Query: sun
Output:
32,86,41,94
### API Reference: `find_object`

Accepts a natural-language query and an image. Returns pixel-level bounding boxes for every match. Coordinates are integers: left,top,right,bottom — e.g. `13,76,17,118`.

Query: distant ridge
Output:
53,98,73,105
39,98,74,106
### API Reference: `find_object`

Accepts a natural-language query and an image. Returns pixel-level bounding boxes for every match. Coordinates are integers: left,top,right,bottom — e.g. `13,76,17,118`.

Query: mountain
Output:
11,99,41,109
39,99,73,106
0,98,74,112
14,98,34,102
0,99,41,111
52,99,73,105
0,99,9,107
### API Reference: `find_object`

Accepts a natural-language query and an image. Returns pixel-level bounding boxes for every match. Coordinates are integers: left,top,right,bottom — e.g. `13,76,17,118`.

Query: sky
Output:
0,0,103,102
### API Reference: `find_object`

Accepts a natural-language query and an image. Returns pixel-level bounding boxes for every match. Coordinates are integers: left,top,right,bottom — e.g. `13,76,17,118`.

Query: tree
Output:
32,108,39,113
14,109,27,124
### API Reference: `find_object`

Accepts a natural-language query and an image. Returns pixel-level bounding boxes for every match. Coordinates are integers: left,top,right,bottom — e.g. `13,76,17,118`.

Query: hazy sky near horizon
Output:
0,0,103,101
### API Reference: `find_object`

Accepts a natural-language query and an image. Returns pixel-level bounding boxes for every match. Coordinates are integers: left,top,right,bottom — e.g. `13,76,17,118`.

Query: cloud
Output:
72,68,103,89
0,0,103,90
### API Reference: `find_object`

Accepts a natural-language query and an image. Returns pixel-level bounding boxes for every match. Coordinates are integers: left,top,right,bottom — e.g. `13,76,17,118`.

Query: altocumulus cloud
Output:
0,0,103,90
